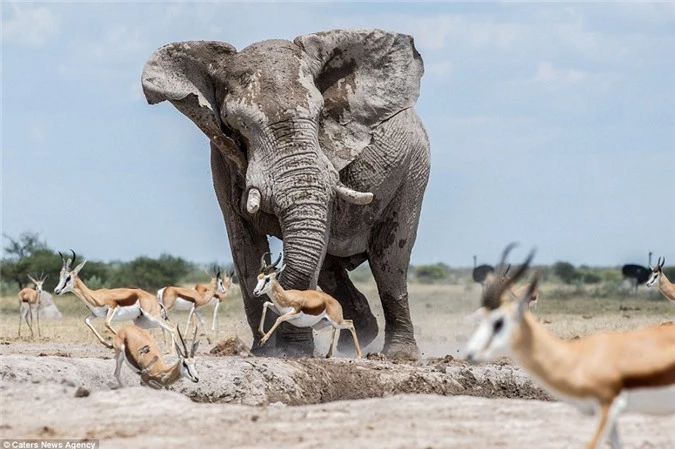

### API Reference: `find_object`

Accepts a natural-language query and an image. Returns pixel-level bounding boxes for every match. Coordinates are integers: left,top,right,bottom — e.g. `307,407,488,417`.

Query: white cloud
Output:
30,125,45,143
2,2,60,48
85,24,144,61
533,62,588,87
404,15,525,52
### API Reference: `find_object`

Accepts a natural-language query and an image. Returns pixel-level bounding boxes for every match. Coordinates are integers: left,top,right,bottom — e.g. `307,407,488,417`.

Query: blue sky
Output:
2,1,674,267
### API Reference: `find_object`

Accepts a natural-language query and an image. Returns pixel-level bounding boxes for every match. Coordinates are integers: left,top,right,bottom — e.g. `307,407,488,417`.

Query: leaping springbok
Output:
113,323,199,389
464,244,675,449
17,273,47,338
54,250,175,349
253,253,362,359
646,256,675,304
157,267,225,344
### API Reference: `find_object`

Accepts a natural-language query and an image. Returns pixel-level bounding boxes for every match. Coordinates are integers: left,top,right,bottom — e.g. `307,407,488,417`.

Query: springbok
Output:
464,244,675,449
17,273,47,338
192,269,233,335
54,250,175,349
646,257,675,303
464,259,539,325
253,253,362,358
157,268,225,344
113,324,199,389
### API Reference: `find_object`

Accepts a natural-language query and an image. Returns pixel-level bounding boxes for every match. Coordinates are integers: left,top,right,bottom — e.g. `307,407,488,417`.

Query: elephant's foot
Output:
383,336,419,361
270,324,315,357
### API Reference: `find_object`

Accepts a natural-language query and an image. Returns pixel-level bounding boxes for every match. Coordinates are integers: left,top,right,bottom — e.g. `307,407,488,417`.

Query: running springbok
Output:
113,324,199,389
17,273,47,338
253,253,362,358
646,256,675,303
192,269,233,335
464,244,675,449
54,250,175,349
157,268,225,344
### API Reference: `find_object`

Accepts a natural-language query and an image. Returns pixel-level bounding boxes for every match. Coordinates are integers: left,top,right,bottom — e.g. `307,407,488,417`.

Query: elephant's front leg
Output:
211,146,314,356
211,147,272,352
318,254,378,352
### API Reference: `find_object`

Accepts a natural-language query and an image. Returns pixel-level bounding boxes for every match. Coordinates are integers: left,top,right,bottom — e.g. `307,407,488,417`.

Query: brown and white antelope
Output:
464,244,675,449
646,256,675,303
157,268,225,344
17,273,47,338
113,324,199,389
54,250,175,349
253,253,362,359
192,269,233,335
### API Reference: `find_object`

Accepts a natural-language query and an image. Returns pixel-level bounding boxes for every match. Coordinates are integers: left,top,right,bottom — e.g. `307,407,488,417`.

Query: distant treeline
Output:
2,232,672,296
0,232,230,294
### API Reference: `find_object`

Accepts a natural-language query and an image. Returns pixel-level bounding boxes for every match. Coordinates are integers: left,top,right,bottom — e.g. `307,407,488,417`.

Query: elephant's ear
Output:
142,41,247,173
294,29,424,171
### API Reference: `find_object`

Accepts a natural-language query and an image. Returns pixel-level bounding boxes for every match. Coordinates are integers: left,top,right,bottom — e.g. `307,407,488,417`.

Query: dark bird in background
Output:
473,255,495,293
622,251,652,294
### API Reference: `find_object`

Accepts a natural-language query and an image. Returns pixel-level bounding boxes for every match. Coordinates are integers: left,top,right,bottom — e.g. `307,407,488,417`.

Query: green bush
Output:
413,263,450,284
552,261,580,285
107,254,192,291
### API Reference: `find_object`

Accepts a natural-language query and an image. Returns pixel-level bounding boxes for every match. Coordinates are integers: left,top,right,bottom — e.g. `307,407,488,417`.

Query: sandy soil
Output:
1,344,674,448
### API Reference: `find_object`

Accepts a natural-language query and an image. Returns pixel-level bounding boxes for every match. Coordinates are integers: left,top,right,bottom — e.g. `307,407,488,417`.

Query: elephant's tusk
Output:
247,188,261,214
334,182,374,205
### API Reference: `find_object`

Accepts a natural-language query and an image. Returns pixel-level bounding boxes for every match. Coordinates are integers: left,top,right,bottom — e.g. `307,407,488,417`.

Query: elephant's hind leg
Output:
318,254,378,351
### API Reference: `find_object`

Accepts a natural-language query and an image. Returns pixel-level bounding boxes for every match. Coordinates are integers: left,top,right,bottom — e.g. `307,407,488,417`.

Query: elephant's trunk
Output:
265,120,332,290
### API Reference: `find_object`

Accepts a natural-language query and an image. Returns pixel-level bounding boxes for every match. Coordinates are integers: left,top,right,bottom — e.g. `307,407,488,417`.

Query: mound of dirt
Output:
0,353,552,406
209,336,253,357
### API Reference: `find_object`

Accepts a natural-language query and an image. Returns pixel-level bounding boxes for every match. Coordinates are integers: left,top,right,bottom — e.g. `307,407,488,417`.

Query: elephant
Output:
141,28,431,358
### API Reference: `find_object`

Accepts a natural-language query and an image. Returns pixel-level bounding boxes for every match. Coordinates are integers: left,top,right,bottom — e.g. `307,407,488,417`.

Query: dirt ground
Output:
1,344,674,448
1,284,674,448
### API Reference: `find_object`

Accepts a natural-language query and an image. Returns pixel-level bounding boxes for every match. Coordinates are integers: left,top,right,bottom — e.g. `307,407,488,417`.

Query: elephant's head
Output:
142,29,424,289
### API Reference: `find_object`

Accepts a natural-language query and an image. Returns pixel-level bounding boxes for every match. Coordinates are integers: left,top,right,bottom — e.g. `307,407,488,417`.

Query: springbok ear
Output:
294,29,424,171
191,340,200,357
72,259,88,276
516,272,541,321
142,41,246,173
27,275,38,285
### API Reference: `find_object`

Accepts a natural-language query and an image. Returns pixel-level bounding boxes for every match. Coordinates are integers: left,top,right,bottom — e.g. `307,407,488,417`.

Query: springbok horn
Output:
270,252,282,268
177,324,189,358
247,188,261,214
481,246,535,310
69,249,77,267
497,242,518,272
58,251,66,268
260,252,271,272
334,182,374,205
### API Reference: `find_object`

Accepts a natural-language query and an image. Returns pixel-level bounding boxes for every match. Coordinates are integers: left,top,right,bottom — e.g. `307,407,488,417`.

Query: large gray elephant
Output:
142,29,430,358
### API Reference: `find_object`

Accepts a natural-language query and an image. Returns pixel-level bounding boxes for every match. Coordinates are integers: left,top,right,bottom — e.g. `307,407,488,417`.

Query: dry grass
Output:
1,282,672,351
0,287,250,345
